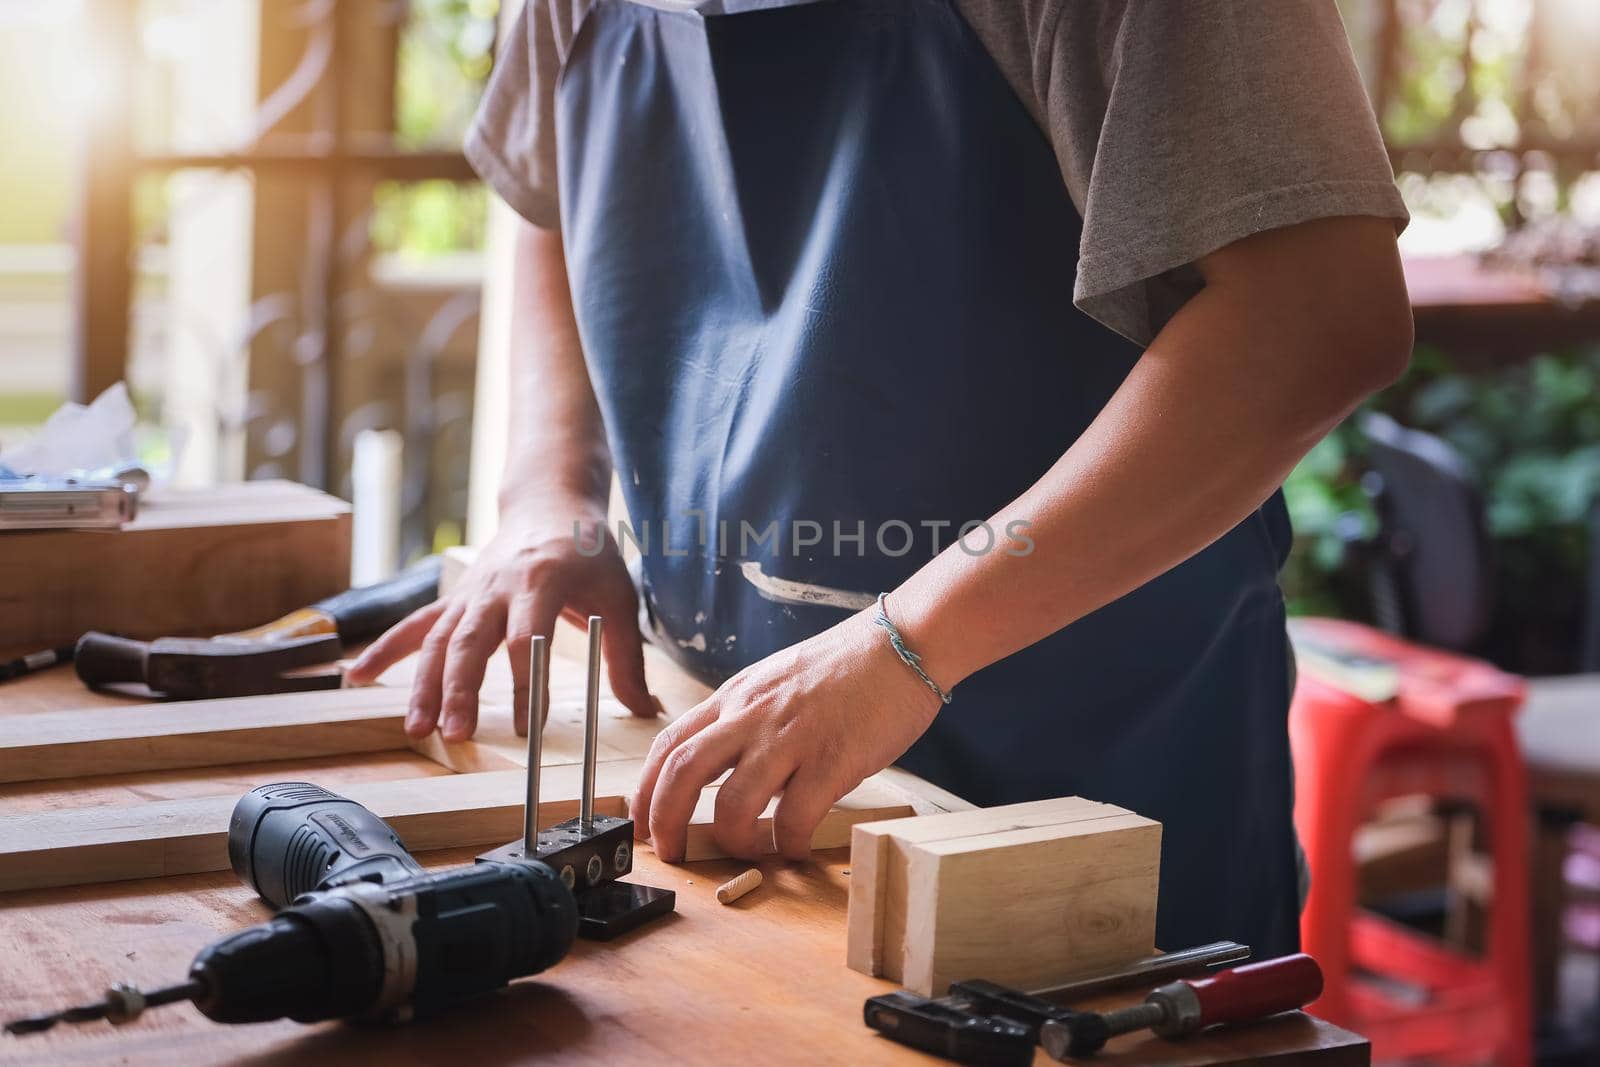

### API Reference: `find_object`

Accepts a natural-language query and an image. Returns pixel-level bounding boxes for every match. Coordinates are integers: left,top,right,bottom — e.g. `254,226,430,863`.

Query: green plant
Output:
1284,344,1600,673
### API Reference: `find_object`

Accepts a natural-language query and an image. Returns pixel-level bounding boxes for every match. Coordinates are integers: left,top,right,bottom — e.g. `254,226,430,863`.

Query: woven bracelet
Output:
872,593,953,705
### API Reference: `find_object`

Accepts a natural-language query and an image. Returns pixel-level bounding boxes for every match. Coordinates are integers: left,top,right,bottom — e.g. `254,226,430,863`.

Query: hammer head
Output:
75,631,345,700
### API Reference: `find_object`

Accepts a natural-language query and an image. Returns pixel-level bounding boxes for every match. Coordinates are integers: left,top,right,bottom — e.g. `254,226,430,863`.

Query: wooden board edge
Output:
845,823,891,977
0,762,646,894
912,810,1159,857
871,765,976,816
407,732,523,773
0,693,411,785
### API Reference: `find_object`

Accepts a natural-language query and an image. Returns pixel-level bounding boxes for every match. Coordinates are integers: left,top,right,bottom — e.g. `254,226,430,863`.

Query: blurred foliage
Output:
396,0,500,148
370,180,488,257
371,0,499,258
1284,345,1600,672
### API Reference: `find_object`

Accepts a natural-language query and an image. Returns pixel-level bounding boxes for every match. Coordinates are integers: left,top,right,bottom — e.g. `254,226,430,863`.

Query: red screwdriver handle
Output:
1185,953,1323,1027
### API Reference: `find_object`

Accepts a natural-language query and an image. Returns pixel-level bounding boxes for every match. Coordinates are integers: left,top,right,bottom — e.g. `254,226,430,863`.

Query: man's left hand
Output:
631,606,942,862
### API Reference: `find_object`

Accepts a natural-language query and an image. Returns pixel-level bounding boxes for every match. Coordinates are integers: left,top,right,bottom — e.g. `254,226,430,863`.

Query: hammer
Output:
74,556,441,700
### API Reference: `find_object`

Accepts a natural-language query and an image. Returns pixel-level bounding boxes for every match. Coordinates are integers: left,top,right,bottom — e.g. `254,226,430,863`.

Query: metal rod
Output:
581,616,603,830
522,635,548,855
1033,940,1249,1002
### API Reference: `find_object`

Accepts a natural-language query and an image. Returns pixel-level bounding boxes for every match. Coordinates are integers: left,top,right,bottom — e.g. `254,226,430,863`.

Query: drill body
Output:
192,859,577,1024
193,782,578,1025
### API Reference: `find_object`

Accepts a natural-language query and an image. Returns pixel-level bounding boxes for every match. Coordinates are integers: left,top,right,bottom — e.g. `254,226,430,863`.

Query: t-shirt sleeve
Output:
1045,0,1410,345
464,1,578,230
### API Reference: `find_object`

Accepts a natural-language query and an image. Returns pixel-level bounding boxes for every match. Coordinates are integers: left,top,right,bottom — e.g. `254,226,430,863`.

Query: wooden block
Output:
0,479,351,651
847,797,1161,996
0,688,406,784
677,776,916,862
0,761,641,893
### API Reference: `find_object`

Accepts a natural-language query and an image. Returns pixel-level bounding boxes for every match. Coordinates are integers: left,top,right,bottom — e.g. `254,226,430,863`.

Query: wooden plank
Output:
0,688,407,784
405,730,522,773
0,752,456,816
0,480,351,650
0,762,641,892
0,675,664,787
406,698,662,770
871,764,977,816
678,776,916,862
847,797,1162,996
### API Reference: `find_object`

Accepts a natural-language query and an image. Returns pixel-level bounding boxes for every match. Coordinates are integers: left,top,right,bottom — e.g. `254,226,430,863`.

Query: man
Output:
349,0,1411,959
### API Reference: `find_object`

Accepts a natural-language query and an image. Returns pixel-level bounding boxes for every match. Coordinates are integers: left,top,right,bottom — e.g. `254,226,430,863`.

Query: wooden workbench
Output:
0,647,1368,1066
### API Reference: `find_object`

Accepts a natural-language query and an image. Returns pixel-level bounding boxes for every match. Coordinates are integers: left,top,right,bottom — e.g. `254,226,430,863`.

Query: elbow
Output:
1203,215,1415,420
1347,287,1414,397
1302,268,1414,418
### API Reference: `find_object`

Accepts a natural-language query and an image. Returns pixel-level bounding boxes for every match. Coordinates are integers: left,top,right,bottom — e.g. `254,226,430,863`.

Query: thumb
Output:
602,612,657,718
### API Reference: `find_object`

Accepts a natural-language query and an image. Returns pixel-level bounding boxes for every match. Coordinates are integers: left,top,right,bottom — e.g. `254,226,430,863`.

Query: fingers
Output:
771,766,844,861
407,600,465,738
647,723,746,863
600,605,656,718
437,598,509,742
630,697,720,857
630,699,719,838
506,590,564,737
713,753,799,859
346,601,446,685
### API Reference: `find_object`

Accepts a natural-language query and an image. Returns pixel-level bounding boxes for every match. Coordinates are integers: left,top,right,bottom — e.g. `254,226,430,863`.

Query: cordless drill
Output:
6,782,579,1034
8,626,672,1037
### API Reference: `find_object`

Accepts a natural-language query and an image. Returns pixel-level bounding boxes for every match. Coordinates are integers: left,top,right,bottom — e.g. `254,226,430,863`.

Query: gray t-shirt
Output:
466,0,1408,345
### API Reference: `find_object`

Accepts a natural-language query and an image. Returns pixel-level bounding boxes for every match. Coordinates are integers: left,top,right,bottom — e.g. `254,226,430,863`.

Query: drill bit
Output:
580,615,602,831
522,634,548,855
5,979,202,1036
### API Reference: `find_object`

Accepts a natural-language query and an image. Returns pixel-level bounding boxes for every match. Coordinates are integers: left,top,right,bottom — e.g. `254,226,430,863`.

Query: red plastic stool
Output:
1290,618,1531,1067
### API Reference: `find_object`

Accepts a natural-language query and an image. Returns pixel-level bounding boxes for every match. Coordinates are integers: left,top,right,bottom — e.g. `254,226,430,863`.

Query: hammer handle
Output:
311,556,442,644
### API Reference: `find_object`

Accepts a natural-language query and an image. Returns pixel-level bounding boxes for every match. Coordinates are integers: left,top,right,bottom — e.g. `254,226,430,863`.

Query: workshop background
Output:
2,0,1600,1063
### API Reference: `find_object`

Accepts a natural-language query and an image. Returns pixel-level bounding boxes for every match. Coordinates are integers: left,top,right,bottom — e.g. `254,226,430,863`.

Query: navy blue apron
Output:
556,0,1301,958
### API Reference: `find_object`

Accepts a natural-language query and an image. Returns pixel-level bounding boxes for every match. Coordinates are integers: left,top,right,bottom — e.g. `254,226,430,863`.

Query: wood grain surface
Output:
848,798,1160,996
0,689,408,784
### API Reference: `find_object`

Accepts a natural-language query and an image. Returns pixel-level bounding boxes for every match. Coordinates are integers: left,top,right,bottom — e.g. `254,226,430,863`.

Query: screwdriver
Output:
1037,953,1324,1059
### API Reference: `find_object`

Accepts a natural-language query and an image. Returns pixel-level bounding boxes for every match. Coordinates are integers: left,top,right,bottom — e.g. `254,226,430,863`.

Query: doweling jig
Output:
5,622,673,1036
476,616,675,940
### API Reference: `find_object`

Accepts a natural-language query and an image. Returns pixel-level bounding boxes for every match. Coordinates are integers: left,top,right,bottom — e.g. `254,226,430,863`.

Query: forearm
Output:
499,223,612,524
891,217,1412,688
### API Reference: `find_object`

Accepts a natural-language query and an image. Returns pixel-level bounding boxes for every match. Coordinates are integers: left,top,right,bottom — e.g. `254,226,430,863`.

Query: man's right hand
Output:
345,508,657,740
